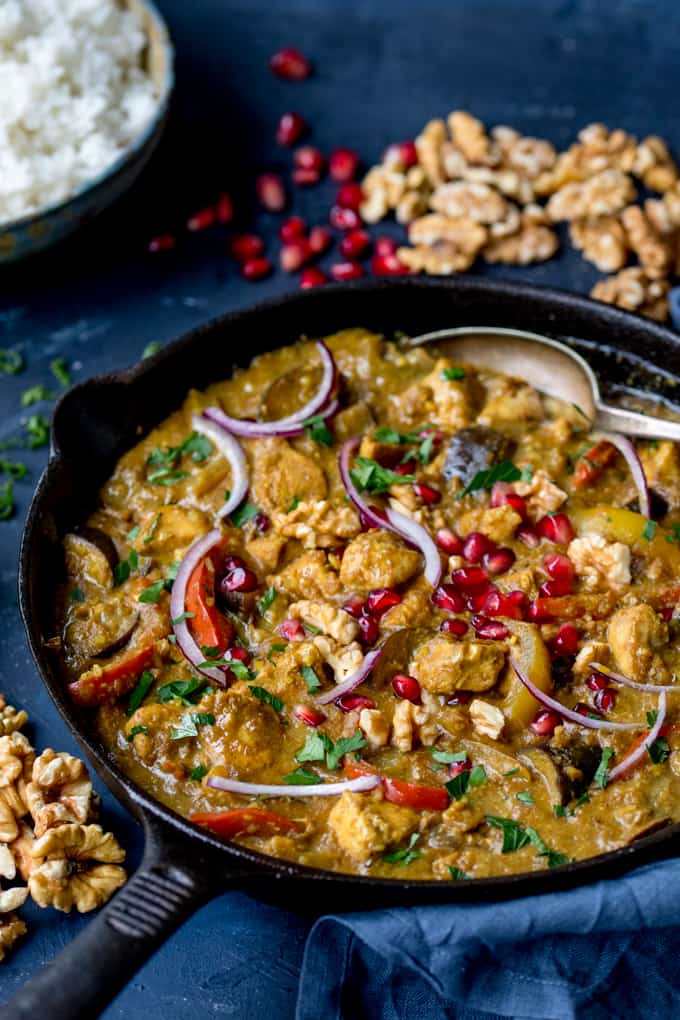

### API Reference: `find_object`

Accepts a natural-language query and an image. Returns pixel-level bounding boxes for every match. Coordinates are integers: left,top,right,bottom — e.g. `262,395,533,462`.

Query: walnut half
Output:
29,823,126,914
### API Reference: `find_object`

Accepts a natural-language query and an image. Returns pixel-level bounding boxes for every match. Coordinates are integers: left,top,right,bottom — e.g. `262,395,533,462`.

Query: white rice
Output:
0,0,159,224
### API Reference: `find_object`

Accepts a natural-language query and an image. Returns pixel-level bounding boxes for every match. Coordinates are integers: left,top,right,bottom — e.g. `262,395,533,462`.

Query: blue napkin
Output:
296,856,680,1019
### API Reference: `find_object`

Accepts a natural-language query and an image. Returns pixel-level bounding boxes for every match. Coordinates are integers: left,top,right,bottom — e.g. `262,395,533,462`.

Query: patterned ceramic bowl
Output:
0,0,174,264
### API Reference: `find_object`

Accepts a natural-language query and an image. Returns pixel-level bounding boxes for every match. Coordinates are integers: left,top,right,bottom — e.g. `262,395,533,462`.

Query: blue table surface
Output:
1,0,679,1015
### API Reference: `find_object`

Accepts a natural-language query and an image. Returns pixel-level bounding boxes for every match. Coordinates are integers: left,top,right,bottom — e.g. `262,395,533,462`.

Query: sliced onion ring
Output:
168,528,228,685
205,773,380,797
608,691,667,783
589,662,680,693
338,437,442,587
511,660,641,731
202,340,336,438
317,648,382,706
202,397,339,441
592,430,650,519
191,413,248,519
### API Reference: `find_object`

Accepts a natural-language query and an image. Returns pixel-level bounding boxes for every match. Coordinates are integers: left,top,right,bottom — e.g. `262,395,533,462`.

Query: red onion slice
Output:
608,691,667,783
592,430,650,519
168,528,228,685
202,340,336,437
191,414,248,519
205,773,380,797
589,662,680,693
316,648,382,705
338,437,442,587
511,660,641,731
202,397,340,441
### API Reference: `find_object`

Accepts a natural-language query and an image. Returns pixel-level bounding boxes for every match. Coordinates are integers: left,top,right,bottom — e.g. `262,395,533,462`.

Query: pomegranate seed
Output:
270,47,311,81
147,234,176,253
257,173,287,212
330,260,364,281
357,613,379,644
230,234,264,261
241,257,272,281
467,590,491,612
543,553,575,586
526,599,557,623
220,566,258,593
490,482,515,507
254,512,270,533
292,167,322,186
530,710,560,736
661,606,674,621
413,481,441,505
482,589,523,620
225,646,252,665
294,704,326,727
449,757,472,778
375,236,397,256
462,532,495,564
440,618,467,636
451,566,489,594
508,590,529,610
280,239,312,273
505,494,528,518
482,547,516,575
187,207,216,232
329,205,361,230
223,555,244,572
279,618,305,641
552,622,580,657
336,182,364,210
371,252,409,276
279,215,307,242
308,225,332,253
472,615,510,640
300,267,328,288
539,579,572,598
436,528,464,555
383,141,418,167
339,228,371,259
329,147,360,181
447,691,471,706
392,674,422,703
594,688,617,712
337,694,376,713
343,595,366,618
276,111,307,146
587,672,609,692
575,701,603,719
359,505,388,529
294,146,325,172
395,459,417,476
536,513,575,545
432,584,465,613
215,193,234,224
366,587,402,616
517,525,540,549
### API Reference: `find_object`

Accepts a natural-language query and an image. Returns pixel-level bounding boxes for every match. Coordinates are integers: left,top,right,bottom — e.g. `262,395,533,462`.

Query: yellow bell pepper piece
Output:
570,505,680,571
501,620,553,731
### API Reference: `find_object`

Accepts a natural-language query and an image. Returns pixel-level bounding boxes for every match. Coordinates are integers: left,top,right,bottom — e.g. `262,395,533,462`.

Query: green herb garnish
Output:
649,737,670,764
458,461,522,499
171,611,195,625
157,678,207,705
303,414,334,447
143,513,161,544
516,790,535,805
430,749,468,765
113,549,138,586
127,525,141,542
441,367,466,380
594,748,614,788
449,866,469,880
127,725,148,742
138,579,167,604
642,519,657,541
445,764,486,800
0,458,27,480
0,349,24,375
0,481,14,521
300,666,321,693
283,768,323,785
26,414,50,448
504,768,520,777
485,816,532,853
350,456,415,493
295,729,366,772
171,712,215,740
21,385,54,407
231,501,259,528
50,358,71,388
126,670,155,716
288,495,300,513
70,587,85,602
257,586,278,615
384,833,421,867
249,686,284,713
142,341,162,359
189,764,208,781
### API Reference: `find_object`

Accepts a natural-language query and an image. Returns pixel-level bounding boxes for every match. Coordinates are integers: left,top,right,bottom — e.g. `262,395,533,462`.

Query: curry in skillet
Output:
53,329,680,879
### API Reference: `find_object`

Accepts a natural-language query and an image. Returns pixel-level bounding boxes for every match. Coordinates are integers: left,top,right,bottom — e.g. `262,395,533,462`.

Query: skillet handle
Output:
3,818,249,1020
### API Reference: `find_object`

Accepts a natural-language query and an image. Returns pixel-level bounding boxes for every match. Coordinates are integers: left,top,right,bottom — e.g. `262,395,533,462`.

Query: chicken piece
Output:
410,637,506,694
607,603,669,681
125,703,183,764
568,534,631,590
513,469,567,519
199,688,283,775
271,499,360,549
478,378,543,427
289,600,359,644
573,641,610,675
133,505,212,561
457,505,522,544
327,792,418,860
419,359,483,429
273,550,342,601
251,439,327,514
332,402,375,442
245,533,287,574
469,699,505,740
380,577,435,629
339,530,421,592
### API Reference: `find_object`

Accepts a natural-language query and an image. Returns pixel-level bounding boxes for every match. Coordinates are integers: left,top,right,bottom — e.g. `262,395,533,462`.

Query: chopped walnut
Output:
469,699,505,740
400,213,487,273
429,180,510,224
312,635,364,682
567,534,631,590
397,241,474,275
591,267,670,321
569,216,628,272
289,600,359,644
483,211,558,265
0,891,27,960
26,749,94,838
513,468,568,519
0,799,18,844
391,699,428,752
9,823,37,881
271,499,360,549
448,111,498,166
633,136,679,192
0,732,34,821
492,125,557,180
546,170,635,222
0,696,27,737
359,164,410,223
359,708,389,748
415,118,448,185
0,844,15,880
621,205,674,277
535,124,637,195
29,823,126,913
395,189,429,224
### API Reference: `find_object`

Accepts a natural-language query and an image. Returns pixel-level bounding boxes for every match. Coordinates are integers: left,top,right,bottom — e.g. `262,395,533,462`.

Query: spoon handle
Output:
595,403,680,442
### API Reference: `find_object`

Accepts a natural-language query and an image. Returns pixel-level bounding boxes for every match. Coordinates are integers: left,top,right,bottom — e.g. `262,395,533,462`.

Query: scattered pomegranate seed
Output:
543,553,575,586
575,701,603,719
214,193,233,225
357,613,380,644
451,566,490,594
448,757,472,779
294,146,325,172
375,236,397,257
300,267,328,288
436,528,464,555
413,481,441,505
329,147,360,181
292,167,322,186
482,547,516,575
241,257,272,280
473,616,510,640
526,599,556,623
294,704,326,727
147,234,176,253
223,555,244,572
552,622,580,657
276,111,307,146
395,459,417,476
230,233,264,261
280,238,312,272
539,579,572,598
530,710,560,736
447,691,471,706
220,565,258,593
536,513,575,545
343,594,366,618
254,512,270,533
329,205,362,230
383,141,418,167
467,590,491,612
371,252,409,275
504,494,529,518
337,694,376,713
187,207,216,232
336,182,364,210
339,228,371,259
517,525,540,549
594,688,617,713
270,47,312,81
587,672,609,692
482,589,523,620
367,587,402,616
440,618,468,636
257,173,287,212
279,618,305,641
462,532,495,564
392,674,422,703
661,606,674,621
432,584,465,613
330,260,364,281
308,225,332,253
490,482,515,507
279,215,307,242
507,589,529,611
225,645,252,665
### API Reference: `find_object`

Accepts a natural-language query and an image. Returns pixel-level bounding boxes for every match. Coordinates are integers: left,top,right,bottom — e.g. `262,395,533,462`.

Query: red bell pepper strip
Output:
185,556,233,654
572,440,617,489
345,759,449,811
68,643,155,706
190,808,302,839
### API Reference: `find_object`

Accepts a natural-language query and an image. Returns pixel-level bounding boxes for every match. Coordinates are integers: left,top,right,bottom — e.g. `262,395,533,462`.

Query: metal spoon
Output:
408,326,680,442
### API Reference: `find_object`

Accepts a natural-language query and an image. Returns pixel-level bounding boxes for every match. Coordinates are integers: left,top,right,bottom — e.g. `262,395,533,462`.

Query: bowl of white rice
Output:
0,0,173,262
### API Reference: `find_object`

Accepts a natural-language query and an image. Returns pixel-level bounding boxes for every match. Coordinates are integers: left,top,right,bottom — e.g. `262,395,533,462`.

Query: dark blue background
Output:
1,1,679,1015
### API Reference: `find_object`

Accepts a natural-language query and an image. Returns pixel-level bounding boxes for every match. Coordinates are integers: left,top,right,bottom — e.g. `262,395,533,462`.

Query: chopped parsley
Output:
127,725,148,742
189,764,208,782
0,481,14,520
267,642,287,660
137,579,167,604
143,513,161,544
350,456,415,493
303,414,334,447
170,611,195,625
295,729,366,771
50,357,71,388
417,432,435,465
70,587,85,602
445,764,486,800
516,790,535,805
157,678,207,705
142,341,163,359
126,525,141,542
648,737,670,764
26,414,50,448
449,867,469,880
147,467,190,486
283,768,323,785
441,367,466,381
665,523,680,545
553,805,568,818
300,666,321,693
384,833,421,867
171,712,215,740
114,549,138,586
642,519,657,541
0,458,27,480
594,748,614,788
486,816,566,867
145,432,212,486
0,349,24,375
457,461,522,499
126,670,155,716
231,501,259,528
249,686,284,713
257,586,278,615
287,495,300,513
374,427,421,445
430,749,468,765
21,384,54,406
504,768,520,777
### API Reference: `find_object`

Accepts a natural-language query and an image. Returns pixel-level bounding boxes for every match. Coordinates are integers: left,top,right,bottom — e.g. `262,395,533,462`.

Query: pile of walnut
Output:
0,692,126,962
361,111,680,322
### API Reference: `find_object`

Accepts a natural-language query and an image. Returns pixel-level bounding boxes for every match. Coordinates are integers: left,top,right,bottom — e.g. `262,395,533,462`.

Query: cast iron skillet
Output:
9,278,680,1018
